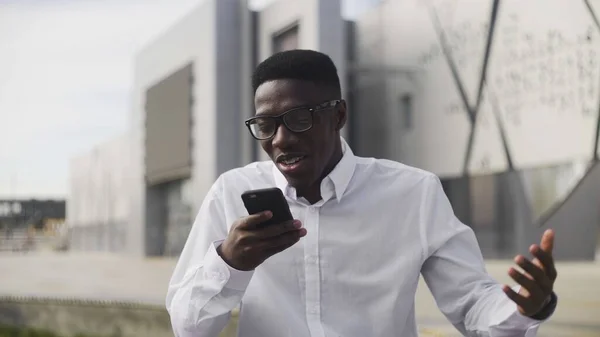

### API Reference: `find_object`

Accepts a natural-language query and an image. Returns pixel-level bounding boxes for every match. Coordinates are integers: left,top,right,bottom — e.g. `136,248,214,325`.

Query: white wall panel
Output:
487,0,600,170
68,135,130,227
354,0,600,177
67,134,131,252
256,0,346,161
130,0,241,256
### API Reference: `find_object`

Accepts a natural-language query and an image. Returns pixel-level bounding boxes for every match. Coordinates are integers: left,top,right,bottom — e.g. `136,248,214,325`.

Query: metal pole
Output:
240,0,255,165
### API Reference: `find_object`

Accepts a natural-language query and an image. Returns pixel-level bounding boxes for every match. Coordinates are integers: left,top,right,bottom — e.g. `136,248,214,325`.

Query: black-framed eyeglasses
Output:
245,100,341,140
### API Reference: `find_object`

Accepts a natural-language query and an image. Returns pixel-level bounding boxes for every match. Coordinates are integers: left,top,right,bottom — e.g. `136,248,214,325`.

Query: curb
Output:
0,295,166,311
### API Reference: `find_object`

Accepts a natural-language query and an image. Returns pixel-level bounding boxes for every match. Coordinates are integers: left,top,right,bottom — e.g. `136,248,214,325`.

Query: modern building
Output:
68,0,600,260
68,135,131,252
0,199,65,229
350,0,600,260
125,0,347,257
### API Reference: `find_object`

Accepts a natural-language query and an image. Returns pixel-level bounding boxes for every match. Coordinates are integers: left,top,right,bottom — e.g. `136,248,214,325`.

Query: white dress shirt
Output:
166,139,549,337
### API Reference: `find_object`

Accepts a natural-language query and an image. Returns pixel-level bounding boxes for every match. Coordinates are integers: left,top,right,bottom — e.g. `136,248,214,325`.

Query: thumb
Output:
540,229,554,253
239,211,273,230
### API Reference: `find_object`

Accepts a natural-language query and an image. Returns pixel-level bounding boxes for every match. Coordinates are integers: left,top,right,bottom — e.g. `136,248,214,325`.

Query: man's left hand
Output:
502,229,558,318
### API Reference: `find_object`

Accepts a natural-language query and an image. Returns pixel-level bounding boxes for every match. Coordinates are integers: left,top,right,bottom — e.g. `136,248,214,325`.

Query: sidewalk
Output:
0,252,598,336
0,252,174,305
414,261,600,336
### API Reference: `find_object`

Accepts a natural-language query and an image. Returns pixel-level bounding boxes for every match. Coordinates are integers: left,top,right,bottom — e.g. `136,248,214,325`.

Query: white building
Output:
68,0,600,260
68,134,131,252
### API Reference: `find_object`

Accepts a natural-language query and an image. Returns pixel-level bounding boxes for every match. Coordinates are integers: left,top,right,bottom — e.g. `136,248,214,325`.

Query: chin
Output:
281,174,311,190
283,175,306,187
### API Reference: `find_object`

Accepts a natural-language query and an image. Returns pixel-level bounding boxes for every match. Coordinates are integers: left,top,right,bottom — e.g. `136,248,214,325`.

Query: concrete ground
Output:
414,261,600,337
0,252,598,336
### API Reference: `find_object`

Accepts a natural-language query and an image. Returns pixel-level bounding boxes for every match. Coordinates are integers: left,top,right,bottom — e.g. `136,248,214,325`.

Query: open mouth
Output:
276,154,307,172
280,155,305,165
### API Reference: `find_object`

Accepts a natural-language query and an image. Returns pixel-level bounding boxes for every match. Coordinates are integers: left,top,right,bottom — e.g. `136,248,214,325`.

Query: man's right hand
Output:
217,211,307,271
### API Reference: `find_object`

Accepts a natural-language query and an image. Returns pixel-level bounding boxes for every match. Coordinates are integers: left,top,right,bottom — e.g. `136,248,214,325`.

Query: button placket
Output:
303,206,325,337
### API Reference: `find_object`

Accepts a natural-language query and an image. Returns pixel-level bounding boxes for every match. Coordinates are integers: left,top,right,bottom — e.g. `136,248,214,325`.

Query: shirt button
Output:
305,256,318,264
309,304,319,314
212,271,226,281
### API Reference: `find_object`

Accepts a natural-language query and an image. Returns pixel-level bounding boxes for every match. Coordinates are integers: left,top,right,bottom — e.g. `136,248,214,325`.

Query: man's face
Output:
253,79,346,191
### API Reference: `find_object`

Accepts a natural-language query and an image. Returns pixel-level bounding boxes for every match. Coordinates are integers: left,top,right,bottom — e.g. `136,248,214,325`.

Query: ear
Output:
335,100,348,131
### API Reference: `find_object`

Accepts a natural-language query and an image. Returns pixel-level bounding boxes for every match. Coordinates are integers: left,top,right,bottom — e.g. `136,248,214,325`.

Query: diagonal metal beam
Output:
474,0,501,118
486,80,514,170
428,6,475,124
429,0,504,174
463,0,503,173
595,100,600,161
585,0,600,32
584,0,600,160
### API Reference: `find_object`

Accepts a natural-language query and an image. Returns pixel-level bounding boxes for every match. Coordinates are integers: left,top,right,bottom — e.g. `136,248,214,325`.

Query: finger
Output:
237,211,273,230
503,285,532,311
540,229,555,253
265,236,300,256
509,267,545,299
262,228,307,255
514,255,552,293
255,220,303,239
530,245,558,282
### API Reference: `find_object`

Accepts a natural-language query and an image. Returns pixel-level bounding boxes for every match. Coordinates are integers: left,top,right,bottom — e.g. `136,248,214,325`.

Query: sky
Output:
0,0,379,199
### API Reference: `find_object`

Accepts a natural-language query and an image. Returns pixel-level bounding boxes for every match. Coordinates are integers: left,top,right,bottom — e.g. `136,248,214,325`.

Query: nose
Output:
271,123,299,148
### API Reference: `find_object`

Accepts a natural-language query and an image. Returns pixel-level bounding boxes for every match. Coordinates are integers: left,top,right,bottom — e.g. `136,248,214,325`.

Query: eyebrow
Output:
256,103,311,117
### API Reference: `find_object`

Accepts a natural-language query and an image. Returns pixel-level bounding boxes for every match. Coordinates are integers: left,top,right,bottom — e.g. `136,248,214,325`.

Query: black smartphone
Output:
241,187,293,227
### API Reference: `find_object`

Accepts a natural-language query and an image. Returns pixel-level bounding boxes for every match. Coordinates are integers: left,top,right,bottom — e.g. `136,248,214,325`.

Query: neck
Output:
297,141,343,204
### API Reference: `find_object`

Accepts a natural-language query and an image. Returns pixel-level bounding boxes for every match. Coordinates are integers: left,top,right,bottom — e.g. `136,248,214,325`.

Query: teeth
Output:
282,156,302,165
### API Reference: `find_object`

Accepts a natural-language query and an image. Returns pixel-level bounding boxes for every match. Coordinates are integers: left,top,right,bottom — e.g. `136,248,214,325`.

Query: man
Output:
166,50,557,337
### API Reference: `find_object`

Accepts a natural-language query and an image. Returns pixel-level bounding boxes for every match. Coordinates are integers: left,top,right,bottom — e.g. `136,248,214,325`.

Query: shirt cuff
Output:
491,285,548,330
203,240,254,291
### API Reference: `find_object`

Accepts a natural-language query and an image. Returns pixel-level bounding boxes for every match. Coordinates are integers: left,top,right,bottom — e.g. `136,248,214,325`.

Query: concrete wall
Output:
529,162,600,260
67,135,130,253
255,0,347,161
131,0,242,256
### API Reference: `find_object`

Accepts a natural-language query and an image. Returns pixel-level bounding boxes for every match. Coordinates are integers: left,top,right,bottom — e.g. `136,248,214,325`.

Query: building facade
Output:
0,199,65,231
68,0,600,260
68,134,131,252
350,0,600,259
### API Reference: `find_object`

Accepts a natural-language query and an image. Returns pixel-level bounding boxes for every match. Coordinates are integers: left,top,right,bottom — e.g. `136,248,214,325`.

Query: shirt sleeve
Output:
419,175,552,337
166,176,254,337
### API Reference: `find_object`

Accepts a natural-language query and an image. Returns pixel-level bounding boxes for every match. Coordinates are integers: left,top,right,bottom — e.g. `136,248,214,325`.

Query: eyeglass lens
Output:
248,108,312,139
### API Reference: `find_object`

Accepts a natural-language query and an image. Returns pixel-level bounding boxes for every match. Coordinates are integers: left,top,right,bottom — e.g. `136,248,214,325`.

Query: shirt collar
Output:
272,137,356,203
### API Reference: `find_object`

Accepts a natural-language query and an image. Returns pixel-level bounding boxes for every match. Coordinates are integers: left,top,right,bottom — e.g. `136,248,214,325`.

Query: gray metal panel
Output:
499,165,599,261
145,63,193,186
215,0,242,175
144,186,165,256
530,162,600,260
240,1,256,166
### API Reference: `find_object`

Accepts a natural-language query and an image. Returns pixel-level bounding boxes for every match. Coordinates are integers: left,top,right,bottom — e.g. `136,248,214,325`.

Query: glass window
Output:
399,94,412,129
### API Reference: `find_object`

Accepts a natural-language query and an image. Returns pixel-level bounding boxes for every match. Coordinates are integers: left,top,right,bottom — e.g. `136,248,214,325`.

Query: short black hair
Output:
252,49,341,97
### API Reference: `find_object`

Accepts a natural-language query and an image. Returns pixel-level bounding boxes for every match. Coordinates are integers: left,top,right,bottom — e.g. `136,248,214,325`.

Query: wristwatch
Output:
529,292,558,321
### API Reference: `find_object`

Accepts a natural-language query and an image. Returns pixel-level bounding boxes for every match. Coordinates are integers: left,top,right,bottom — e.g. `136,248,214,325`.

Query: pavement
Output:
0,252,174,305
0,252,599,336
414,261,600,337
